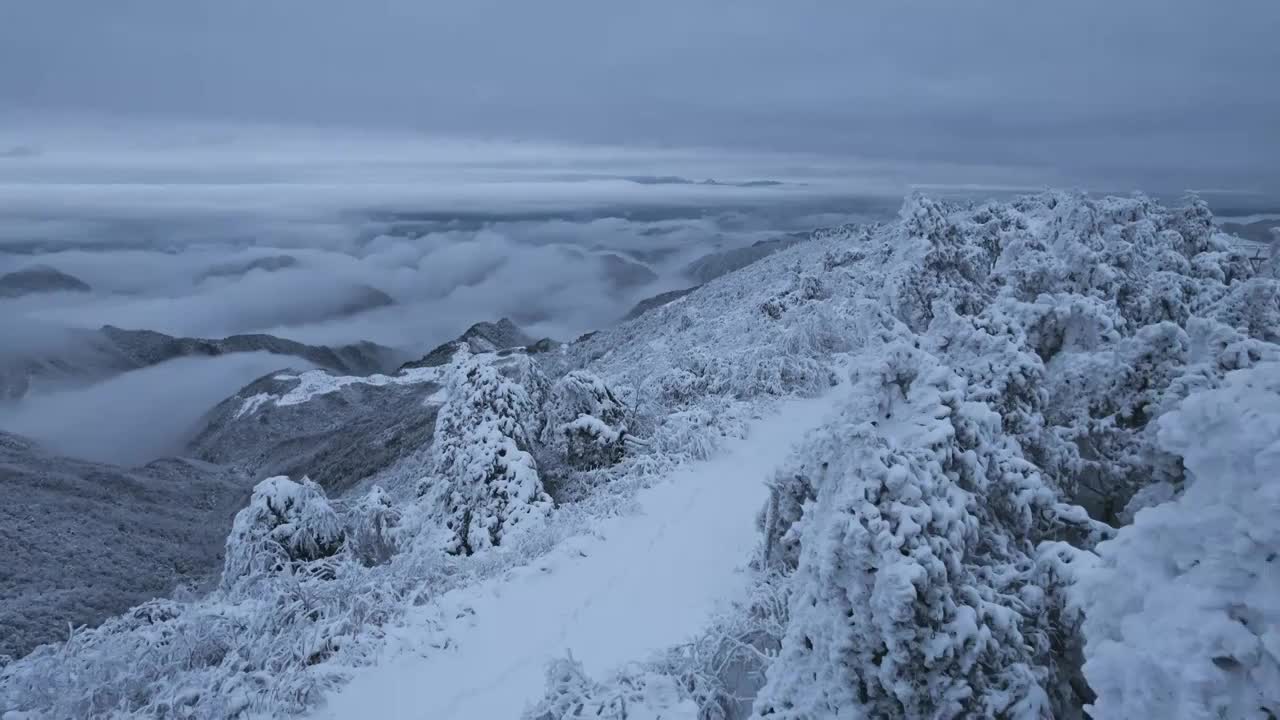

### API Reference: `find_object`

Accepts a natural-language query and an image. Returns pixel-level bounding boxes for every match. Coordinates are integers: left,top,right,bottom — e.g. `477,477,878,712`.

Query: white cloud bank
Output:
0,124,899,351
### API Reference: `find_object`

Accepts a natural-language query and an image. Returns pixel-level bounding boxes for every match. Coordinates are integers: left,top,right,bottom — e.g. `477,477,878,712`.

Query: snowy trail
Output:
313,390,840,720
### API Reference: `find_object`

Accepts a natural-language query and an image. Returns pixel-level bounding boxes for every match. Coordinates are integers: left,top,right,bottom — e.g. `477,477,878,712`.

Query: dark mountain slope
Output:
0,265,91,298
0,432,250,660
0,325,407,402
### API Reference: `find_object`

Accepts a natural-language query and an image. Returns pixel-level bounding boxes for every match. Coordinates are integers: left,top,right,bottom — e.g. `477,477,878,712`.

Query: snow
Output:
7,191,1276,719
312,389,840,720
270,366,444,407
222,476,344,588
233,392,274,419
233,368,446,419
1077,362,1280,719
427,359,550,555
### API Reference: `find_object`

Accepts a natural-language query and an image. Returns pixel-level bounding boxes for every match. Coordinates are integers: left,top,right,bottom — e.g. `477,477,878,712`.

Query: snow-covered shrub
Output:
221,476,345,588
0,542,436,718
1153,317,1277,424
759,268,830,320
926,302,1072,484
524,655,698,720
541,370,628,471
885,193,1004,330
1210,276,1280,343
504,349,553,409
345,485,401,567
653,574,793,720
755,345,1103,719
526,655,608,719
757,463,817,574
560,415,625,470
1077,362,1280,720
423,358,552,555
1045,313,1275,516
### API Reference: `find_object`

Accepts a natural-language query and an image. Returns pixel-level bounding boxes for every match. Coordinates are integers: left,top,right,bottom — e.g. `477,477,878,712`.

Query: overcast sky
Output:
2,0,1279,194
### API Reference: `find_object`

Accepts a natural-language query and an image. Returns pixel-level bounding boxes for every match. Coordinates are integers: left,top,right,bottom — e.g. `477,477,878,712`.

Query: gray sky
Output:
2,0,1279,193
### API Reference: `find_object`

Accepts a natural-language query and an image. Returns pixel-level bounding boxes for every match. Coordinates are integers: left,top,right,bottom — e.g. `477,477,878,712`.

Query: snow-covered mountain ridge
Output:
2,191,1278,719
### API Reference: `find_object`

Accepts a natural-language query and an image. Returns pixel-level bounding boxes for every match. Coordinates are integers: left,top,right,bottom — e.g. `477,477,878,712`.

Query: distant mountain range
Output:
619,175,787,188
622,231,814,321
0,325,407,402
0,265,92,298
1218,218,1280,244
197,254,300,280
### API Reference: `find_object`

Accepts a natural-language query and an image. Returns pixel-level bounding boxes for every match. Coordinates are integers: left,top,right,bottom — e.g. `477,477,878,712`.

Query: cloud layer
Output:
3,1,1278,192
0,353,304,466
0,130,906,351
0,122,1271,467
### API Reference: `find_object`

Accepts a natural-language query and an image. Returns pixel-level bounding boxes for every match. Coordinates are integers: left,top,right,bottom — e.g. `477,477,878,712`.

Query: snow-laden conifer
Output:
425,357,551,555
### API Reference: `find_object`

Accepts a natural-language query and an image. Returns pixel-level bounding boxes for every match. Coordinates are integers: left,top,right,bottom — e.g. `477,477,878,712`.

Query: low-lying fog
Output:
0,353,307,466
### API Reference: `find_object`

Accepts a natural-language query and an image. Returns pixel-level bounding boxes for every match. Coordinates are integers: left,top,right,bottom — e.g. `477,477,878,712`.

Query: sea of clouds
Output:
1,122,1274,465
0,122,913,349
0,123,909,463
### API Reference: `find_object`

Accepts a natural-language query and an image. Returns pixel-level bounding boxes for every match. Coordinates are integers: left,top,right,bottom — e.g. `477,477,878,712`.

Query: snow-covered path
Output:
313,390,840,720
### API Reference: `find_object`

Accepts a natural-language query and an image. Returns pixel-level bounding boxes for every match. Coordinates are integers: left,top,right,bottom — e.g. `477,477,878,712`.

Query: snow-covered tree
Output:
345,485,401,567
1077,362,1280,720
885,193,1005,330
755,345,1101,720
423,358,552,555
1211,277,1280,343
927,301,1068,482
541,369,628,471
221,476,345,588
504,349,552,409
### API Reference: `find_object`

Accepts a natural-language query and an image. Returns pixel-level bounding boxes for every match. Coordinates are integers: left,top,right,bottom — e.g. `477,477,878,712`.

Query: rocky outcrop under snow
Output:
400,318,547,369
186,365,447,497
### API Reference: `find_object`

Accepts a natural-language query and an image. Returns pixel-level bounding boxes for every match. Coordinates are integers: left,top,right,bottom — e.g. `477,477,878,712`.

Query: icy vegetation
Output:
423,354,552,555
1078,362,1280,719
220,477,347,589
3,191,1278,719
